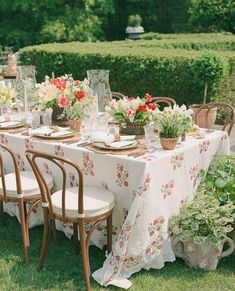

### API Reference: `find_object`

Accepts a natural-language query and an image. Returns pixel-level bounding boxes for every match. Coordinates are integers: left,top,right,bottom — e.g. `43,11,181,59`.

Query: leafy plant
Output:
200,155,235,206
169,193,235,244
128,14,142,27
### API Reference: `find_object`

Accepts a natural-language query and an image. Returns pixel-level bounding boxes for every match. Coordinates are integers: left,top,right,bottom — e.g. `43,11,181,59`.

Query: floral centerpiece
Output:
34,74,96,129
0,80,17,106
105,93,157,135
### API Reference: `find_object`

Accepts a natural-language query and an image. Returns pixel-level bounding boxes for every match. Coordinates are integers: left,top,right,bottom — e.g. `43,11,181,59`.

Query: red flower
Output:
75,91,85,100
147,103,157,110
145,93,152,103
52,78,66,90
138,105,148,112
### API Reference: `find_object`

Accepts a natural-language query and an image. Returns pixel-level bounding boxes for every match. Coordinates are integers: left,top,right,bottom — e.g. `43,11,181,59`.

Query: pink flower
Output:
145,93,152,103
148,103,157,110
51,78,66,90
127,108,135,117
58,94,71,108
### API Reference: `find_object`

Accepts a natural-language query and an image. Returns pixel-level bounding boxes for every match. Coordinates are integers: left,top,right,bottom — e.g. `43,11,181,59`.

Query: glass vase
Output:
87,69,112,112
15,65,36,112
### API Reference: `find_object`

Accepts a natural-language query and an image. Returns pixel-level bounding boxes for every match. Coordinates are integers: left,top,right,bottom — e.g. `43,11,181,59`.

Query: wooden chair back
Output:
26,150,84,222
151,97,176,107
112,92,125,100
0,143,22,201
194,102,235,136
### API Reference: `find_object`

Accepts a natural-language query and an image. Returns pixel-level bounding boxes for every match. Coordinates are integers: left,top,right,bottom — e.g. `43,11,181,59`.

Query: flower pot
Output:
125,26,144,39
172,236,234,270
52,108,68,126
160,137,178,150
119,122,145,135
191,105,217,129
68,119,82,132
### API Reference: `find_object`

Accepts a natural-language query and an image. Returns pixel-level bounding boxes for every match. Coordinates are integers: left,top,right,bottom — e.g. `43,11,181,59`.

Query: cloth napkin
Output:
90,131,135,143
105,140,136,148
29,126,71,137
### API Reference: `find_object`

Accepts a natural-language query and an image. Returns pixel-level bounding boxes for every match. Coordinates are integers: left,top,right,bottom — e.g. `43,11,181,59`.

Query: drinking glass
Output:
96,113,109,131
144,123,157,151
42,109,53,126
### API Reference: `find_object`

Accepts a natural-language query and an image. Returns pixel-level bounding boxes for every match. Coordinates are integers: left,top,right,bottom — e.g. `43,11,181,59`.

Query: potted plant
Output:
190,53,227,128
105,93,157,135
125,14,144,40
169,193,235,270
152,106,185,150
34,75,95,130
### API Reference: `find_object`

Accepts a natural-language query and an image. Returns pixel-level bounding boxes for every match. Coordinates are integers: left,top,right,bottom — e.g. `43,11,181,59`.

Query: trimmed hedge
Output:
19,34,235,105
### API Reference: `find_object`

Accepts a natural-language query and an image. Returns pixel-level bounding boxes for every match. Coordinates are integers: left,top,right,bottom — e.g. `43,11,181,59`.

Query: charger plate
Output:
87,143,146,156
92,140,138,151
0,121,25,130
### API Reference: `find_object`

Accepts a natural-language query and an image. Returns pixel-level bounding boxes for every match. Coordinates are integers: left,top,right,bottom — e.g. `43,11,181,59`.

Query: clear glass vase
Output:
15,65,36,112
87,69,112,112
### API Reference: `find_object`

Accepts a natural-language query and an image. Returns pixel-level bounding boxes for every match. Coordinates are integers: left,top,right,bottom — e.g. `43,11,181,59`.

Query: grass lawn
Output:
0,215,234,291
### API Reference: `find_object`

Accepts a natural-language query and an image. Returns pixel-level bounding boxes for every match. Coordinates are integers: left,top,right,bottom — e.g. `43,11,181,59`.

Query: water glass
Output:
144,123,157,150
42,109,52,126
96,113,109,131
108,123,119,136
32,110,40,129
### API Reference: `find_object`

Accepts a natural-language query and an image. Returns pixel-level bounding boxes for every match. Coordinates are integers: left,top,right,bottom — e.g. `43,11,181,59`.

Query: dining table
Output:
0,127,230,289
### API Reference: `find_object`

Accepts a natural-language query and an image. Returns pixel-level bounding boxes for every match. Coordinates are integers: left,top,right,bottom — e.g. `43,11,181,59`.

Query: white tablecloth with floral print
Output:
1,130,230,289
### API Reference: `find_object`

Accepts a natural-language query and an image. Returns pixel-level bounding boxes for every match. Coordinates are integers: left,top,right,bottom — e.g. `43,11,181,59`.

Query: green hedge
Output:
19,35,235,105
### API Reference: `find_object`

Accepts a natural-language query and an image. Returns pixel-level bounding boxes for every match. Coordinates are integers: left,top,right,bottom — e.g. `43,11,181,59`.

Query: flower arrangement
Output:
34,74,95,120
105,93,157,125
0,80,17,105
169,192,235,244
152,105,193,138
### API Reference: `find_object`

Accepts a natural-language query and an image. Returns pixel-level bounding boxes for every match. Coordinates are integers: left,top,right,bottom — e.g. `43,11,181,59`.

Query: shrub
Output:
19,37,235,105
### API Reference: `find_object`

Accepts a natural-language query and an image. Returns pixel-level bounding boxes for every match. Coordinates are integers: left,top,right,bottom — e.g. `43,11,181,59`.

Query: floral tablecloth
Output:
1,130,230,289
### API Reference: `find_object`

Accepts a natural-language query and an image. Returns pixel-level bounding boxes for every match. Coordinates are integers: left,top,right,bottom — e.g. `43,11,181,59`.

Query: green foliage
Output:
169,193,235,244
189,0,235,33
200,155,235,206
128,14,142,27
19,35,235,105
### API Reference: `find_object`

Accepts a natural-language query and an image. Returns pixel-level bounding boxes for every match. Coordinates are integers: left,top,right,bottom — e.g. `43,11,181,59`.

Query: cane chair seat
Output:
51,186,115,219
0,171,53,198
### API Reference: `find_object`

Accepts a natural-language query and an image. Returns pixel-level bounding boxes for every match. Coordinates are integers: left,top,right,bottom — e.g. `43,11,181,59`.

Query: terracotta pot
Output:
68,119,82,132
191,105,217,129
172,235,234,270
160,137,178,150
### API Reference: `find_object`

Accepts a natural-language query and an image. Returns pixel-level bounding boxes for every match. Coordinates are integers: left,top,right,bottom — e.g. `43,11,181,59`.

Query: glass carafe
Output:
87,69,112,112
15,65,36,112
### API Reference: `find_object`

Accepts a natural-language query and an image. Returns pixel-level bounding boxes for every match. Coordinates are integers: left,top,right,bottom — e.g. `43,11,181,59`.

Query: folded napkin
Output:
105,140,136,148
90,131,135,143
0,116,11,123
0,121,20,127
29,126,69,137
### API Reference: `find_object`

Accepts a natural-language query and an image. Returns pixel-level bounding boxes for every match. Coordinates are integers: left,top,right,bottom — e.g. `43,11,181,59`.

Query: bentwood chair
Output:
112,91,125,100
26,150,115,291
0,143,53,263
151,97,176,107
194,102,235,136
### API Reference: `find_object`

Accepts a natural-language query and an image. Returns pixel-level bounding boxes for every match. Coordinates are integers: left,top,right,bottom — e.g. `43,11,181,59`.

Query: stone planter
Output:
68,119,82,132
191,105,217,129
160,137,178,150
172,236,234,270
125,26,144,39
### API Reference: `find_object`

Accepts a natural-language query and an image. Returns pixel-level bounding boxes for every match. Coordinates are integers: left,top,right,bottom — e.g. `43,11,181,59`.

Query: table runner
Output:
0,130,230,289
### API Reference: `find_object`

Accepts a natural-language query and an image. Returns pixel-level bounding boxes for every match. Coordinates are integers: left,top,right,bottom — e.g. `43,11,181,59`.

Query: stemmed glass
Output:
144,123,158,152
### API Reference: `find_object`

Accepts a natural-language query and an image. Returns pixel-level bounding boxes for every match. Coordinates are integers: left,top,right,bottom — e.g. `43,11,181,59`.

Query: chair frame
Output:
151,97,176,107
194,102,235,136
26,149,114,291
0,143,42,263
111,91,125,100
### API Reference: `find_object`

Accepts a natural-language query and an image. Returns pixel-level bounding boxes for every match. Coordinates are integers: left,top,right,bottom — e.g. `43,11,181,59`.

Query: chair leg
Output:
18,199,29,263
73,223,80,255
50,219,57,242
79,221,91,291
0,201,5,225
37,208,50,271
107,214,113,254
